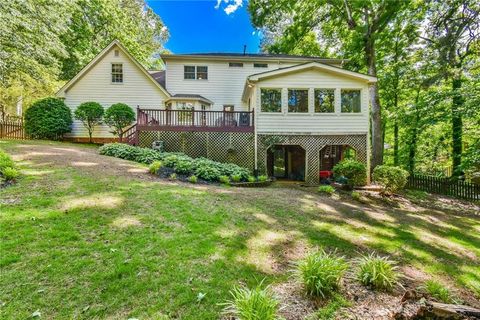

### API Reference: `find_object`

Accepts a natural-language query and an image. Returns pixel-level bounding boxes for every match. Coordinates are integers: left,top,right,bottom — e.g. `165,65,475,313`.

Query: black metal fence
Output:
407,174,480,201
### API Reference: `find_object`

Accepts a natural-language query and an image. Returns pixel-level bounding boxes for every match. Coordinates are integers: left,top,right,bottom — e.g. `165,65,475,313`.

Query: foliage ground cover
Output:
0,140,479,319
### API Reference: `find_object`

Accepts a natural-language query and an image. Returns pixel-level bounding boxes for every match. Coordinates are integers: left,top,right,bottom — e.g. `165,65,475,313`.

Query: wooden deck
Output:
137,108,254,133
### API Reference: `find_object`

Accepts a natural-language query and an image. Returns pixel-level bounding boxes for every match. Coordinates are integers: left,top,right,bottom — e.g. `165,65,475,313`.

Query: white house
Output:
57,40,376,184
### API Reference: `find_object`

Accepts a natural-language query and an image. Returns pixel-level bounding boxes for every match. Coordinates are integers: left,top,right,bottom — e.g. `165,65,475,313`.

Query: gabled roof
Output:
247,61,377,83
57,40,170,97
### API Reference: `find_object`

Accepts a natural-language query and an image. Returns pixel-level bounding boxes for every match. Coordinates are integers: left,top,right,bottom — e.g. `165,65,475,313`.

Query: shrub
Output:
0,150,15,171
194,163,221,181
295,249,348,297
423,280,454,303
104,103,135,141
231,174,242,182
247,176,256,183
222,282,280,320
24,97,72,139
332,159,367,188
373,165,409,194
318,185,335,195
188,175,198,184
219,175,230,184
351,191,362,202
149,161,162,174
174,159,194,174
2,167,19,181
257,175,268,182
98,143,163,164
74,102,104,143
169,173,177,180
357,252,399,291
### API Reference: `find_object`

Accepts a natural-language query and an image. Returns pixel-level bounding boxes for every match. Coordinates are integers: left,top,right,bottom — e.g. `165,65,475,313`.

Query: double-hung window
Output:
111,63,123,83
184,66,208,80
260,88,282,112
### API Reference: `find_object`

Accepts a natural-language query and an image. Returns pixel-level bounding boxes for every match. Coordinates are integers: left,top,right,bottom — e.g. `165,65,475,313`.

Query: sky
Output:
146,0,262,54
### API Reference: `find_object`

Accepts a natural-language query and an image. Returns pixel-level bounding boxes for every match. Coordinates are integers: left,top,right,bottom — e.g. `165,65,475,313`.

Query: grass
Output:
310,293,351,320
424,279,455,303
295,249,348,297
0,140,479,319
221,281,280,320
357,252,399,291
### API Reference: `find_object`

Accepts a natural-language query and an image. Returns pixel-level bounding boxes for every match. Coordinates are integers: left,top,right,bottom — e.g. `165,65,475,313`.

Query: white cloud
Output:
215,0,243,15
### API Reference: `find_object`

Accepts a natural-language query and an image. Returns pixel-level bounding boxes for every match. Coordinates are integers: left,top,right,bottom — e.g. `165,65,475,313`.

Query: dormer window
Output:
111,63,123,83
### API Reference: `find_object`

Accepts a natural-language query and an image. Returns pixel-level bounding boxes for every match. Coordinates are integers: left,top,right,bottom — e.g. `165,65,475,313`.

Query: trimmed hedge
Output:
99,143,251,182
333,159,367,188
25,97,72,139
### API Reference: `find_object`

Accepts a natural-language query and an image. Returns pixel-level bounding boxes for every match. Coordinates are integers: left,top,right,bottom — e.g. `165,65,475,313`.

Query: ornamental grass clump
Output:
219,175,230,184
295,249,348,297
222,282,280,320
357,252,399,291
188,175,198,184
423,280,455,303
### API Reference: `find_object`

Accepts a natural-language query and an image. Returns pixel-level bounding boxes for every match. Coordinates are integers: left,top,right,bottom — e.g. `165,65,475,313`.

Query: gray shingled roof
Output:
150,70,166,88
181,52,336,60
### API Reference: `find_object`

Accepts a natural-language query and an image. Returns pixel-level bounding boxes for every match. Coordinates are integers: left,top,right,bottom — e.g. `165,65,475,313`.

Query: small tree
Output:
104,103,135,141
24,97,72,140
74,102,104,143
333,159,367,188
373,165,409,195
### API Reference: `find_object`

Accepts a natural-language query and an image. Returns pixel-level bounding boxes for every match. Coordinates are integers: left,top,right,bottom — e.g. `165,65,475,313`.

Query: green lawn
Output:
0,140,479,319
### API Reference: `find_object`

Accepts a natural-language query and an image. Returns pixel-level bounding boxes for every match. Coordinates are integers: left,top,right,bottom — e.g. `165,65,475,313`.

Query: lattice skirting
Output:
138,131,255,169
257,134,369,185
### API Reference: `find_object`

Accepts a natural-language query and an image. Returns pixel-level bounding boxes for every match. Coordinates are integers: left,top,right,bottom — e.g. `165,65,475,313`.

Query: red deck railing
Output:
136,107,254,133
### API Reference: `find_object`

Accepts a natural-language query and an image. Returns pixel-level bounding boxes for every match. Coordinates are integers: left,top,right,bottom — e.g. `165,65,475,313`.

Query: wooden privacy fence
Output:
407,174,480,201
0,116,26,140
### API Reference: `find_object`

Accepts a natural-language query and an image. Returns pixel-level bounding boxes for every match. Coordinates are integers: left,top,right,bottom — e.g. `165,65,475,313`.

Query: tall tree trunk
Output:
451,76,463,177
408,90,421,173
365,37,383,170
393,120,399,166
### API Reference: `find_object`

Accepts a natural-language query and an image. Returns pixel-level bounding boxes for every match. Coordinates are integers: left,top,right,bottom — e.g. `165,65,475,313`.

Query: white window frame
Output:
111,63,123,84
340,88,362,113
287,88,309,113
260,88,282,113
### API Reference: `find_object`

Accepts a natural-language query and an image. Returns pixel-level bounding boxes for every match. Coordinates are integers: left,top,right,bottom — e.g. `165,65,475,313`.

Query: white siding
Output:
254,69,370,134
164,59,297,112
63,45,168,138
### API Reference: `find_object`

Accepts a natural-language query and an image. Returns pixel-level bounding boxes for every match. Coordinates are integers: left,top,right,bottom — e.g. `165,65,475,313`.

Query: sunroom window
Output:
260,88,282,112
314,89,335,113
288,89,308,113
341,89,361,113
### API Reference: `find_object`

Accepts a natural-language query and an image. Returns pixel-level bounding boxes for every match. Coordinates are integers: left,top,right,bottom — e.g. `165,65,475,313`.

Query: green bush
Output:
219,175,230,184
188,175,198,184
222,282,280,320
333,159,367,188
2,167,19,181
257,175,268,182
318,185,335,195
149,161,162,174
99,144,251,182
423,280,455,303
104,103,135,141
295,249,348,297
74,101,104,143
357,252,399,291
24,97,72,139
174,159,194,174
0,150,15,171
373,165,409,194
351,191,362,201
247,176,256,183
231,174,242,182
169,173,177,180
